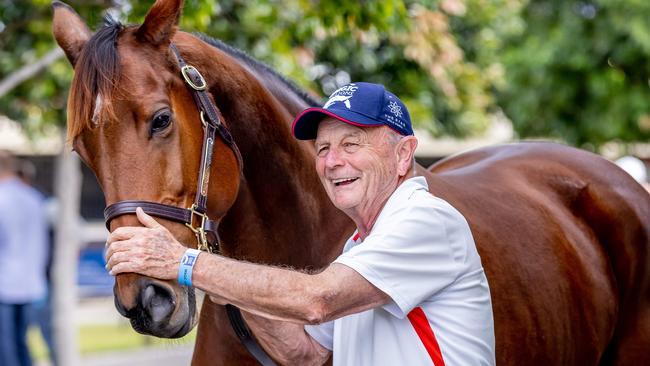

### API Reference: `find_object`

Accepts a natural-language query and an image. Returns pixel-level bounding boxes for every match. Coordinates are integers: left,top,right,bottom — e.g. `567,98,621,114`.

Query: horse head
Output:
53,0,241,338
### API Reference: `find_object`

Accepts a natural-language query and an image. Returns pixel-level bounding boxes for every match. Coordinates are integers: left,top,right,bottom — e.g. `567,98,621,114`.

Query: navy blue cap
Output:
292,82,413,140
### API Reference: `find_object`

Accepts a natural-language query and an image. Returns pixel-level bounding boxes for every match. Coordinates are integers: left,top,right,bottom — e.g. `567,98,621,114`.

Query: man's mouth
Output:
332,177,359,186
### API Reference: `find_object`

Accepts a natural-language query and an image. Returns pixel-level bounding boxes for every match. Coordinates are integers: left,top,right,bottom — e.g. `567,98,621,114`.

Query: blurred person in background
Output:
615,155,650,193
0,151,49,366
16,158,57,366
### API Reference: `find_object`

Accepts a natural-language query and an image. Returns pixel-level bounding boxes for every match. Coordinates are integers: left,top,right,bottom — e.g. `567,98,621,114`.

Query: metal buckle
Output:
185,204,212,253
181,65,207,91
200,111,208,128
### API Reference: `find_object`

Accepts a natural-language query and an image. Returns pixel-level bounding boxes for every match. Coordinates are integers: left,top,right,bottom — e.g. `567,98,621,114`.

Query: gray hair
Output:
383,128,417,174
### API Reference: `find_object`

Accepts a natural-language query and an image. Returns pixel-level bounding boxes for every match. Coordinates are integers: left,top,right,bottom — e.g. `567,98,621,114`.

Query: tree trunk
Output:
51,139,82,366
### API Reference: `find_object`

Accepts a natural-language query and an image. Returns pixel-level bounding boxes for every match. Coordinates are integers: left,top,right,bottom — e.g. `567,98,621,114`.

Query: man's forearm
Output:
191,252,332,364
242,311,331,365
192,253,329,324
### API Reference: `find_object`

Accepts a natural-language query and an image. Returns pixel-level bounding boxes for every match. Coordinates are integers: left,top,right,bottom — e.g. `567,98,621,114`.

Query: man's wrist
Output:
178,248,202,286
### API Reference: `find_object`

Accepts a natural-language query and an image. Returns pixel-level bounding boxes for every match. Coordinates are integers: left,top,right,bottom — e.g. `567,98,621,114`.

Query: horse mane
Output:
67,16,123,142
66,17,320,142
195,34,322,108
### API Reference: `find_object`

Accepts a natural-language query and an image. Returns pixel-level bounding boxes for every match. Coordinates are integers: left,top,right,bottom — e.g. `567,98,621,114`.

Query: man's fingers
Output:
105,250,126,271
136,207,162,229
104,240,135,263
107,226,146,245
109,262,133,276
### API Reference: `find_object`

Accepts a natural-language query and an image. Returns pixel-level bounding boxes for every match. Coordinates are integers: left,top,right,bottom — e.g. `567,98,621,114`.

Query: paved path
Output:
37,345,194,366
81,345,194,366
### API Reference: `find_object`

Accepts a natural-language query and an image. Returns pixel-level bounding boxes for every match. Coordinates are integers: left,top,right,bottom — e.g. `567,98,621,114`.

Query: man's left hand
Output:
105,207,186,280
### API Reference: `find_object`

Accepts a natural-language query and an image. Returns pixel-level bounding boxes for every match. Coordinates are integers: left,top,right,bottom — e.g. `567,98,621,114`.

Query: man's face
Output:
314,118,399,213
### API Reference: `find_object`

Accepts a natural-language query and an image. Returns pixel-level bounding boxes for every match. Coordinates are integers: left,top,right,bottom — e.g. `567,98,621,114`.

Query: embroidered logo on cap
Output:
323,84,359,110
388,100,403,118
324,95,352,109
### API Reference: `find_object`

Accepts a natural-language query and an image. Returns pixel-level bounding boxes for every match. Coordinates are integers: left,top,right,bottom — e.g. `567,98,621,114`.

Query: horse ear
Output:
136,0,184,46
52,1,92,67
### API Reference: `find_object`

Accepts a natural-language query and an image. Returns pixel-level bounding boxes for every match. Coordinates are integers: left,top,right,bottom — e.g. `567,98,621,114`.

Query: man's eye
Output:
343,142,359,152
317,146,329,156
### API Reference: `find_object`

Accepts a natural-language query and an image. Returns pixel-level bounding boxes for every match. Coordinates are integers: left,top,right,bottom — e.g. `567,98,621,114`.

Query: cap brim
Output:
291,107,383,140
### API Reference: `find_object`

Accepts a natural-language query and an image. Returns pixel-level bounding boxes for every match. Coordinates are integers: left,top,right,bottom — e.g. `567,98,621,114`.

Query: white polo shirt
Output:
305,176,495,365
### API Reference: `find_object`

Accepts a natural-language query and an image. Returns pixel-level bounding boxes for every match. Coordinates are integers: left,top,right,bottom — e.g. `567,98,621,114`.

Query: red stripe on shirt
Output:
407,307,446,366
352,232,360,241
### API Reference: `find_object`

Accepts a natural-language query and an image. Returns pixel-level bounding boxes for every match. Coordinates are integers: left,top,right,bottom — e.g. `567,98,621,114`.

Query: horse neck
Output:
179,34,353,268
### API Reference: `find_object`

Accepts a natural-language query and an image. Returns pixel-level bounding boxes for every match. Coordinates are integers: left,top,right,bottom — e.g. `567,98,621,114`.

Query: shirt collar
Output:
350,176,429,243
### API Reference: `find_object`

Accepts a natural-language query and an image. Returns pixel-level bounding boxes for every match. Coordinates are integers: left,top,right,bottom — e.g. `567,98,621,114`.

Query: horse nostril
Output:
141,284,175,323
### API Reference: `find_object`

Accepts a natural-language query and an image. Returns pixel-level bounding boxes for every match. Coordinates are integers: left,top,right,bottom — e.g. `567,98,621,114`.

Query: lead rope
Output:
226,305,278,366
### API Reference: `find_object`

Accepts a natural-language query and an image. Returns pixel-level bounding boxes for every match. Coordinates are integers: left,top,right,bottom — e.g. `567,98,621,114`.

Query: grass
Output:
28,323,196,361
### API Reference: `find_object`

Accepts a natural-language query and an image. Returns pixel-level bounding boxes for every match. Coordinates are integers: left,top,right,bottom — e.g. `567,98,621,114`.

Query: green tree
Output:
0,0,111,136
496,0,650,147
1,0,498,139
8,0,649,148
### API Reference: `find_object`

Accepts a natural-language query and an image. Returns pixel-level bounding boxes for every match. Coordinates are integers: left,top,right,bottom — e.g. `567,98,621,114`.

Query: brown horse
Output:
53,0,650,364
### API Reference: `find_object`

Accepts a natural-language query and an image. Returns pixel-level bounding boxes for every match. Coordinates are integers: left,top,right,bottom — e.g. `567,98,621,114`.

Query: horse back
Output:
423,142,650,365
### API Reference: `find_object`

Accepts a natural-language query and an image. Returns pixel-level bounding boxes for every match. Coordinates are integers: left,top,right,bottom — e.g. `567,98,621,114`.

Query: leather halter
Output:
102,44,276,366
103,44,236,253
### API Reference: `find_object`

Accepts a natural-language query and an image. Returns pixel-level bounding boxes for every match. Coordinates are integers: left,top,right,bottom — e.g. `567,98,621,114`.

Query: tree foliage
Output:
0,0,110,137
496,0,650,147
2,0,650,148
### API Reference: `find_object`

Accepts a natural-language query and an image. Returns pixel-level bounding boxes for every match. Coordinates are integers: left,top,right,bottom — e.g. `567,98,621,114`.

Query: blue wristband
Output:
178,248,202,287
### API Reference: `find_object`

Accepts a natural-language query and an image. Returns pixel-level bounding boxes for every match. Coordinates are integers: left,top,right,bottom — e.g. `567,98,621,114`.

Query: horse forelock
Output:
67,17,124,142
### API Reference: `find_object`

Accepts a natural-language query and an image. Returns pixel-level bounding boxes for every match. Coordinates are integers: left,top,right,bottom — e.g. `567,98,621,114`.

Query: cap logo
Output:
323,84,358,110
324,95,352,109
388,100,403,118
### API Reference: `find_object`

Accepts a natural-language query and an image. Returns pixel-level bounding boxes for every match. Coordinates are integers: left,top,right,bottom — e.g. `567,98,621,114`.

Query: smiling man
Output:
106,82,495,365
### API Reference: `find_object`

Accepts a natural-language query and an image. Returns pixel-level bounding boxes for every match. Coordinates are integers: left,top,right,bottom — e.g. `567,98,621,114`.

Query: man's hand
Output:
105,207,186,280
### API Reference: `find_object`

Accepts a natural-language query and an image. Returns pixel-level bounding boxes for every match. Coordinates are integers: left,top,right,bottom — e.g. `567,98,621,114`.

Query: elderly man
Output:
106,82,495,365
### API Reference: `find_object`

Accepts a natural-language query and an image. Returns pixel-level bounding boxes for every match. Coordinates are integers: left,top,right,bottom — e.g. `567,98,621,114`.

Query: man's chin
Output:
331,197,359,211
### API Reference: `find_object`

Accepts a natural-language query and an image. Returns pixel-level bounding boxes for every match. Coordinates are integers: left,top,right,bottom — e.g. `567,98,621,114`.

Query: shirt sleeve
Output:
334,198,469,318
304,320,334,350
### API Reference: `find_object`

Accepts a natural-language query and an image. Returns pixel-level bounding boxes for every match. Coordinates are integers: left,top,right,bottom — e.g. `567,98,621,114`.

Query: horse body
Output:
52,0,650,364
430,143,650,364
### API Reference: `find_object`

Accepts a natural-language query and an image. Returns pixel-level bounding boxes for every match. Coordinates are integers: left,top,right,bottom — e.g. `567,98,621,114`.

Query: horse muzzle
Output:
113,274,196,338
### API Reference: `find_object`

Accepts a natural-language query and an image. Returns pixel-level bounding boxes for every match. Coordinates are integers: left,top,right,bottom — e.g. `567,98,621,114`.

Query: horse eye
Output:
151,111,172,133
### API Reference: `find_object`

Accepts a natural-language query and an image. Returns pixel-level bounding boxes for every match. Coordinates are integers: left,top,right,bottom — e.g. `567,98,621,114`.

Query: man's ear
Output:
52,1,92,67
396,136,418,176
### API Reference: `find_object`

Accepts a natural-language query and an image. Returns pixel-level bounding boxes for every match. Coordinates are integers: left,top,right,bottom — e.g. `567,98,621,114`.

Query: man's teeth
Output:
332,178,358,185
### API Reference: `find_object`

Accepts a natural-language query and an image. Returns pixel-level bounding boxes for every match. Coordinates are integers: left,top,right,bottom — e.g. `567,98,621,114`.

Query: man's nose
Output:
324,148,344,169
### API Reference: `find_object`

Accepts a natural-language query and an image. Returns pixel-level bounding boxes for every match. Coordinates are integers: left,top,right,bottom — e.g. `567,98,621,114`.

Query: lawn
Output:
29,323,197,361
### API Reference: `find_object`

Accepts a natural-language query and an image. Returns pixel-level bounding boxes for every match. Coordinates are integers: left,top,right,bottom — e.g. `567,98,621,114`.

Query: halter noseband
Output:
103,44,237,254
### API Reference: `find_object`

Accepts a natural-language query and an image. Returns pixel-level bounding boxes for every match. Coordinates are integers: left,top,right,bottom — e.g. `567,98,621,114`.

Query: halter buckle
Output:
185,204,212,253
200,111,208,128
181,65,207,91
